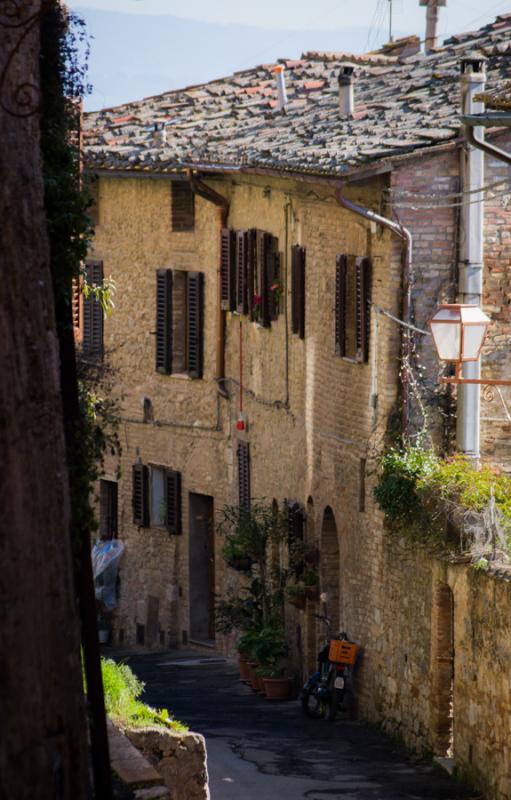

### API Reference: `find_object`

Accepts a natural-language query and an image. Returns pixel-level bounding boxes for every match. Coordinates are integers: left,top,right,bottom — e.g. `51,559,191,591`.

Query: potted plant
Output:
252,625,292,699
261,668,293,701
303,568,319,601
222,537,253,572
286,583,306,610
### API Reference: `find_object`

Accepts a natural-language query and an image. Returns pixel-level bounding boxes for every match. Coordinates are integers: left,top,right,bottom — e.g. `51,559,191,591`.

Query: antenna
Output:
388,0,393,42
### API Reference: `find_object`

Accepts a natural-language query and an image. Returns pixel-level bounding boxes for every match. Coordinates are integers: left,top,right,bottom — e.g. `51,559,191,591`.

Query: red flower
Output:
270,283,280,292
253,295,262,306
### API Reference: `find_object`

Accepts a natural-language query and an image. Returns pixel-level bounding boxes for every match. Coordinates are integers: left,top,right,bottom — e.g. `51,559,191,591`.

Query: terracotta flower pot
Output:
305,585,319,601
227,557,253,572
288,592,306,610
263,677,292,701
239,655,250,683
255,673,266,694
247,661,259,690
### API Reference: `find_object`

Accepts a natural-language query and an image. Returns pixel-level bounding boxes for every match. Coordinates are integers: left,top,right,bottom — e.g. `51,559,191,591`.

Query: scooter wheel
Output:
301,687,326,719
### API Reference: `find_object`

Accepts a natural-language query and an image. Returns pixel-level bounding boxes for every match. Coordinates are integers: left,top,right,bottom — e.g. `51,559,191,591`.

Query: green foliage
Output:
82,274,117,319
101,659,187,732
218,500,286,565
374,447,511,556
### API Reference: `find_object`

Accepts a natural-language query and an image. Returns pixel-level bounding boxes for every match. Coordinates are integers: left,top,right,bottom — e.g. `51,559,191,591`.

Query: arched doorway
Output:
304,497,318,677
320,506,340,634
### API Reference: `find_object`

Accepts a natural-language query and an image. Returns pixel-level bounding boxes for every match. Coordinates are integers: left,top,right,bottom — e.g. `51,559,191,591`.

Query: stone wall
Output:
127,727,209,800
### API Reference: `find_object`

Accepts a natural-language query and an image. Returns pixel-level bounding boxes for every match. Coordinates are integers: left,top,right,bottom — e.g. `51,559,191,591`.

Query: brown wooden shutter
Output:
171,181,195,231
132,463,149,527
72,276,83,343
260,232,274,328
186,271,204,378
165,469,182,534
356,257,372,363
236,231,249,314
100,480,118,538
156,269,172,374
220,228,236,311
269,240,281,322
247,229,257,321
335,254,347,357
291,245,305,339
83,261,104,357
237,441,250,509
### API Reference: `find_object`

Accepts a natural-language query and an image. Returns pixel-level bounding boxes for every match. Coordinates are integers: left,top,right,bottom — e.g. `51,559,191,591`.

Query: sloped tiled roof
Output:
84,13,511,178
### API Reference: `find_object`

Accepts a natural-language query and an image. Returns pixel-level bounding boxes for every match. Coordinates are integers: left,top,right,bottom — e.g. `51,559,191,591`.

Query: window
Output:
171,182,195,232
155,269,204,378
132,461,182,533
291,245,306,339
99,480,118,538
237,442,250,509
220,228,280,327
335,254,372,362
73,261,104,358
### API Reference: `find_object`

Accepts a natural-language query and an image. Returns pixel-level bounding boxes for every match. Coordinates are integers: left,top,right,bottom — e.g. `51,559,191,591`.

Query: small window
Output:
155,269,204,378
99,480,118,539
171,182,195,232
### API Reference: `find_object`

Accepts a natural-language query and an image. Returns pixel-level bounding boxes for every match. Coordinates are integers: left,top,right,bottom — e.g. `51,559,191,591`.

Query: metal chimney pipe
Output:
272,65,288,112
457,55,486,459
338,65,355,117
419,0,446,54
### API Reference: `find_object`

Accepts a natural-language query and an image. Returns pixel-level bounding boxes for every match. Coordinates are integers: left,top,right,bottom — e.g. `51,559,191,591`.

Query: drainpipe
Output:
187,171,230,398
335,187,413,436
457,57,486,459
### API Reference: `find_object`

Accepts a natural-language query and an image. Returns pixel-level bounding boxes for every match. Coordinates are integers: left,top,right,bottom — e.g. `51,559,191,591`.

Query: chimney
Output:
338,64,355,117
419,0,446,54
272,65,288,112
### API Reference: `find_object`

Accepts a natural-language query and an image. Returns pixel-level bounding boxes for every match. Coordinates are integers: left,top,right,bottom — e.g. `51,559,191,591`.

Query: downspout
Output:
457,57,486,458
335,186,413,436
188,170,230,398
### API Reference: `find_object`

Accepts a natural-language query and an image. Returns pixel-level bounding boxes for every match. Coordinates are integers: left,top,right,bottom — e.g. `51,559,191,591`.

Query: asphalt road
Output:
121,650,478,800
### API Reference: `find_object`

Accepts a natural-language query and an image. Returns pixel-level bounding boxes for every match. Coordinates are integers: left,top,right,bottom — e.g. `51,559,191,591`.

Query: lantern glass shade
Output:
429,304,490,363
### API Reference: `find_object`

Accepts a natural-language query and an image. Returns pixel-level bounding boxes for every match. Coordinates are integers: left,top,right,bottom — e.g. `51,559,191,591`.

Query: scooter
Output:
301,612,357,721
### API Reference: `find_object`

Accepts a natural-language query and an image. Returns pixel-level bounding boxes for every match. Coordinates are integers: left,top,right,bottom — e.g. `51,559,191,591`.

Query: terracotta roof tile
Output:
84,14,511,178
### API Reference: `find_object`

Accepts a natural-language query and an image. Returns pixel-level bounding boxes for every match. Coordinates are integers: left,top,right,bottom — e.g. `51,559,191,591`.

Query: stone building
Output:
83,15,511,800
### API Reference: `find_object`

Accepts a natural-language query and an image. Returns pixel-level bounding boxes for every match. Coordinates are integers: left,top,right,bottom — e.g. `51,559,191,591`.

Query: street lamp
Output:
429,303,511,385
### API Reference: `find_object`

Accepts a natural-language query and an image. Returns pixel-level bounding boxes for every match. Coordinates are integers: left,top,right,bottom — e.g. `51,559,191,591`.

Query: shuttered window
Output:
186,272,204,379
155,269,204,378
100,480,118,539
335,254,371,363
220,228,236,311
165,470,182,534
237,442,251,509
171,182,195,232
224,229,280,326
83,261,104,358
291,245,306,339
132,463,149,527
156,269,172,373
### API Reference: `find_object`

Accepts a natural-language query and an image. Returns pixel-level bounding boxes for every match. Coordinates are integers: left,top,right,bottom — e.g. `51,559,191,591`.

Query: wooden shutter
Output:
291,245,305,339
269,241,280,322
335,255,347,357
72,276,83,343
260,232,274,328
132,463,149,527
356,257,372,363
237,442,250,509
83,261,104,357
236,231,249,314
165,470,182,534
247,229,257,321
186,271,204,379
156,269,172,374
171,181,195,231
220,228,236,311
100,480,118,538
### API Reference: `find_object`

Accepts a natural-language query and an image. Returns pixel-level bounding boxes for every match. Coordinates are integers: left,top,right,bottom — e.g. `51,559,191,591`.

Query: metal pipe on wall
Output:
457,57,486,458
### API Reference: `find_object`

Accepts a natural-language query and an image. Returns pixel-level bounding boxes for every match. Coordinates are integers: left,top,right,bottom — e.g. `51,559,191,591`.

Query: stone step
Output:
107,719,166,790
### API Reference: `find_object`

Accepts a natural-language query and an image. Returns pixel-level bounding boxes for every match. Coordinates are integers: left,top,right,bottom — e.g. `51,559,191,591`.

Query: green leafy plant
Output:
101,658,187,732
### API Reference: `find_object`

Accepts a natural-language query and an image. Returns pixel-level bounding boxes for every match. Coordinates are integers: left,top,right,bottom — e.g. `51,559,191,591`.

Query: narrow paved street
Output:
122,651,478,800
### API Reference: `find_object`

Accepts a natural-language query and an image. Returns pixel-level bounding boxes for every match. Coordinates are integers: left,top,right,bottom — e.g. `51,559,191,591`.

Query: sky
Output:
69,0,511,110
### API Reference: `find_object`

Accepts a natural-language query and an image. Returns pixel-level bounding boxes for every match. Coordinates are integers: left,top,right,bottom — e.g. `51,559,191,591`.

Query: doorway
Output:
320,506,340,634
189,493,215,643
